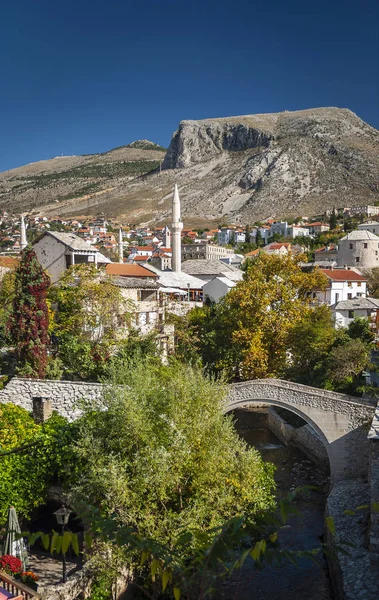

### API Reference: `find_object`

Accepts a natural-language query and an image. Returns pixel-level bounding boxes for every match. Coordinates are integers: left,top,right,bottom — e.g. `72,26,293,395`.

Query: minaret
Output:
163,226,171,249
171,184,183,272
20,215,27,251
118,227,123,263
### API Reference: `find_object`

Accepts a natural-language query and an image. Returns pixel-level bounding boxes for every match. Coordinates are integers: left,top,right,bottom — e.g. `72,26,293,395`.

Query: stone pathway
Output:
28,552,81,591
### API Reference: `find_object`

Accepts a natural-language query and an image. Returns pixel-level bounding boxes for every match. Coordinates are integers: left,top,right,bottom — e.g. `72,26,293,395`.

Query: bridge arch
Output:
226,379,375,483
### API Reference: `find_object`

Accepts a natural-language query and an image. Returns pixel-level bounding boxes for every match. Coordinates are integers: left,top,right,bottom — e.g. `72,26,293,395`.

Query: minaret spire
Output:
171,184,183,272
20,215,27,251
118,227,123,263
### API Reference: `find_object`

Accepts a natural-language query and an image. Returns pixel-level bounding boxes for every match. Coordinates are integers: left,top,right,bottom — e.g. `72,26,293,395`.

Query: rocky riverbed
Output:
219,408,333,600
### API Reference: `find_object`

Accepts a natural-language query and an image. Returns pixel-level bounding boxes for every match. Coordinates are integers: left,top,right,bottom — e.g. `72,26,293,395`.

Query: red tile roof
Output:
105,263,157,278
0,256,19,268
320,269,367,282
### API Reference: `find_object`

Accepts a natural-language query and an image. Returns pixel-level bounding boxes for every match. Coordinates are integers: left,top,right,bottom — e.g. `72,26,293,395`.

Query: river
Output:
219,407,334,600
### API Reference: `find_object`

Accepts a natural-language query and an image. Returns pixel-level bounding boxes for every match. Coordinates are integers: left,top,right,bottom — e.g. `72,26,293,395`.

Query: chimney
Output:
32,397,53,424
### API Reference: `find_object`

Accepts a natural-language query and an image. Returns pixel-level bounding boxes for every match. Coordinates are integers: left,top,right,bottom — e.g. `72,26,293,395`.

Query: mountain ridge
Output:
1,107,378,224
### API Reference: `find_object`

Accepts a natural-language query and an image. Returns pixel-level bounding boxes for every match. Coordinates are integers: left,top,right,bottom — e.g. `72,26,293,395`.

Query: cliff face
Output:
160,108,379,222
163,119,273,168
1,108,378,225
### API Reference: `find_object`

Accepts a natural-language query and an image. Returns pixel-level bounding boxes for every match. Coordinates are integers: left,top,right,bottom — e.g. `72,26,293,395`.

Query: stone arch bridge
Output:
227,379,377,483
0,376,377,485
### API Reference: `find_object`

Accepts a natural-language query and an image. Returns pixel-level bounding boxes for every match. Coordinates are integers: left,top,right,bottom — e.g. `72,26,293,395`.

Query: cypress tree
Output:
8,248,50,378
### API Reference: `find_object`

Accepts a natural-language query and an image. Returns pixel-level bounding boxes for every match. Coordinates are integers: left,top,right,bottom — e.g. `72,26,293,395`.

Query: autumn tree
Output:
364,267,379,298
179,254,328,381
8,248,50,378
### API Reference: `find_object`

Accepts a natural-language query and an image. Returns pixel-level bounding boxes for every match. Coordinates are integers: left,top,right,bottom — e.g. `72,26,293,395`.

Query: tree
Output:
285,305,338,386
69,359,276,591
326,338,372,392
0,404,72,525
49,264,132,380
329,208,337,230
364,267,379,297
0,270,16,346
7,248,50,378
179,254,328,381
255,229,263,247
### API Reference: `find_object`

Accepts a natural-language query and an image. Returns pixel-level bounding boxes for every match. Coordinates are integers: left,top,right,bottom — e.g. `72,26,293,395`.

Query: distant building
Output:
314,245,338,263
203,276,236,303
349,206,379,218
181,259,243,283
33,231,111,283
357,222,379,235
331,297,379,331
182,243,207,261
317,269,367,305
337,230,379,269
206,245,235,260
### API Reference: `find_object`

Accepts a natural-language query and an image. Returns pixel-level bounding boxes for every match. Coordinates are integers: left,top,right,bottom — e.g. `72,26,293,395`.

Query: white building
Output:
337,230,379,269
349,206,379,217
206,245,236,260
332,297,379,330
357,222,379,235
33,231,111,283
203,276,236,303
317,269,367,305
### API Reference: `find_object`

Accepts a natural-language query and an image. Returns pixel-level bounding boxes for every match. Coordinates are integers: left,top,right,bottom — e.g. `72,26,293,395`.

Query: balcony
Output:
0,571,40,600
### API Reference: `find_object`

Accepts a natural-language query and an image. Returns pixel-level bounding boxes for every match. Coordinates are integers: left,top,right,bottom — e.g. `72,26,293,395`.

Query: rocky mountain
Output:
1,109,378,225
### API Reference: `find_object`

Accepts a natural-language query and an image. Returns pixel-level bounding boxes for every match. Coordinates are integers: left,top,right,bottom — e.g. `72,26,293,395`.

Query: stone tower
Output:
118,227,123,263
163,226,171,249
20,215,27,251
171,184,183,272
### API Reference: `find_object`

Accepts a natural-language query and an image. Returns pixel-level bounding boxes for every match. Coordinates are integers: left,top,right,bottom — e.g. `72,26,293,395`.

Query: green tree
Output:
69,360,276,581
7,248,50,378
329,208,338,230
50,264,132,380
0,404,73,525
364,267,379,297
325,338,372,393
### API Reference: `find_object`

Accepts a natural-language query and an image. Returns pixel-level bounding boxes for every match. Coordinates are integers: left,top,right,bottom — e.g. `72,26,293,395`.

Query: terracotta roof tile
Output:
105,263,158,278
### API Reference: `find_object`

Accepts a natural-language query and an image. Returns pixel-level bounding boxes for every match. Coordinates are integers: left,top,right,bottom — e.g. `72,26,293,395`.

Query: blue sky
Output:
0,0,378,171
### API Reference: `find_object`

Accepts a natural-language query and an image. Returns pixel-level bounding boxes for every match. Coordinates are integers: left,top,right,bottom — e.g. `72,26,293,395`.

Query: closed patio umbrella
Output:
4,507,28,571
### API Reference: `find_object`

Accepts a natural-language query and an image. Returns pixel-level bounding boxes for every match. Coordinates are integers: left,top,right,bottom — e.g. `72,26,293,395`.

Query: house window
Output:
347,282,352,287
355,257,359,263
348,293,352,299
364,243,368,249
348,310,354,319
335,293,339,303
349,243,353,249
357,293,362,297
357,282,361,287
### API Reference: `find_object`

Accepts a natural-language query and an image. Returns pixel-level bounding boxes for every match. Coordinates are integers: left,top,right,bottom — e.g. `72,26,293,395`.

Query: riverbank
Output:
219,408,333,600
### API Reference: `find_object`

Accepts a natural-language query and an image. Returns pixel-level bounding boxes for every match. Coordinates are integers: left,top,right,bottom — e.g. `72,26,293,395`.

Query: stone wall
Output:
325,481,378,600
268,407,329,468
0,377,105,421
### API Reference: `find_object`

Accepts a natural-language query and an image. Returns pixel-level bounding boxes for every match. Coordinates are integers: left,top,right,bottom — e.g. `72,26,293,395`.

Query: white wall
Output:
33,235,68,283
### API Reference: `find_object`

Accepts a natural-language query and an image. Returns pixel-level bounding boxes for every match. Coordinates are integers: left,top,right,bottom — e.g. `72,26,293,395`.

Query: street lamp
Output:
54,505,71,583
187,283,190,302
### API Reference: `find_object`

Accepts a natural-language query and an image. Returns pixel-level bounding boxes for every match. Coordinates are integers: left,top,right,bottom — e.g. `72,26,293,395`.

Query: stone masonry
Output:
0,377,104,422
227,379,376,483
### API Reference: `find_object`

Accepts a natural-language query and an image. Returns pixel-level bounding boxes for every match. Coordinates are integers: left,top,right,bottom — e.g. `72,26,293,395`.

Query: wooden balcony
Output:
0,571,40,600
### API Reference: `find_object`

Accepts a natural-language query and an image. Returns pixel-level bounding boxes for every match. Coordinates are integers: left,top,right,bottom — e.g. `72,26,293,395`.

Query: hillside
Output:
1,109,378,224
0,141,165,215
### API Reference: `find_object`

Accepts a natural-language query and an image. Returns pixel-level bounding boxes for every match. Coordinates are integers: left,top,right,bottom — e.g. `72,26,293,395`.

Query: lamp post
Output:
187,283,190,303
54,505,71,583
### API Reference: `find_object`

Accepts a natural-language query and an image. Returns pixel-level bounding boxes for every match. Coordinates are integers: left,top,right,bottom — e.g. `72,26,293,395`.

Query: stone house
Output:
317,269,367,305
337,230,379,269
203,276,236,303
33,231,111,283
331,297,379,332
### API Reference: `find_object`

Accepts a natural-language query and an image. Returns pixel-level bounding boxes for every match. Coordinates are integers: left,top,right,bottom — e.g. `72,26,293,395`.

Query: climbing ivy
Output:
7,248,50,378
